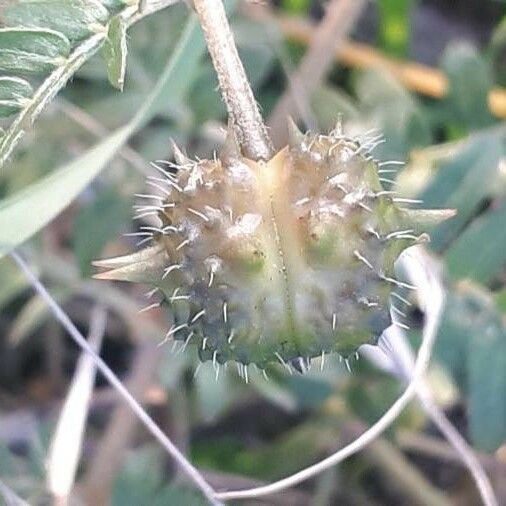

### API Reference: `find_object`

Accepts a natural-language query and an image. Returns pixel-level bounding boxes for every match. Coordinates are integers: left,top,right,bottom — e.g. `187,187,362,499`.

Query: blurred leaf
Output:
0,27,71,74
190,36,273,124
283,374,333,409
73,188,132,276
0,14,205,260
112,447,163,506
151,485,208,506
420,135,503,251
112,446,208,506
281,0,310,14
0,77,33,117
434,289,478,382
441,42,494,131
0,127,130,260
100,0,128,12
194,363,234,422
446,200,506,284
354,69,431,160
156,345,190,390
240,45,273,90
1,0,109,43
467,301,506,451
435,281,506,450
311,85,359,131
190,65,225,124
102,15,128,91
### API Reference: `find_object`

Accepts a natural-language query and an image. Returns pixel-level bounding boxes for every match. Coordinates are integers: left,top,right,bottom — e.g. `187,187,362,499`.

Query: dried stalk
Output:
193,0,273,161
47,305,106,505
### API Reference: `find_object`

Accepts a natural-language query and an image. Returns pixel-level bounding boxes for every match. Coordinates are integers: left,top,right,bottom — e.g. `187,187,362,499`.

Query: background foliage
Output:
1,0,506,504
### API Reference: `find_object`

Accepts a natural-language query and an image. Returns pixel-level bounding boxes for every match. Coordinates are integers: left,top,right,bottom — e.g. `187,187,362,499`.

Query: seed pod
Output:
94,121,454,372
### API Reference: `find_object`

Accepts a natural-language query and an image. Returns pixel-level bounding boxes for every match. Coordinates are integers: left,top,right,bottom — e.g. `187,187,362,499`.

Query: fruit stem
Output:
193,0,274,161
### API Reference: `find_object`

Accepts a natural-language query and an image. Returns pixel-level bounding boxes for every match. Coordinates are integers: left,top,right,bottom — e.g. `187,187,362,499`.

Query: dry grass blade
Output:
10,251,222,506
47,305,107,503
79,342,162,505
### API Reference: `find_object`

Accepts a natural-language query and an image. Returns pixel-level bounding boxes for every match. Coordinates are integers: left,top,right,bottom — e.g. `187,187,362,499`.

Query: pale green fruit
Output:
95,122,454,373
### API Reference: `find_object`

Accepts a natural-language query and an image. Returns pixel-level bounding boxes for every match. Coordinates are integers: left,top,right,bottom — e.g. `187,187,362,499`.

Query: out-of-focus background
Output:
1,0,506,504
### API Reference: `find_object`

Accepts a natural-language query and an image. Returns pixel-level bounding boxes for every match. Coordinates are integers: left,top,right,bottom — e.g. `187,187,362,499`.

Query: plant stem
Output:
193,0,273,161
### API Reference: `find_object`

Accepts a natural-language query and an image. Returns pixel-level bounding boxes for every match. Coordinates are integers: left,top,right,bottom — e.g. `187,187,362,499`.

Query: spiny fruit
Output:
94,120,453,374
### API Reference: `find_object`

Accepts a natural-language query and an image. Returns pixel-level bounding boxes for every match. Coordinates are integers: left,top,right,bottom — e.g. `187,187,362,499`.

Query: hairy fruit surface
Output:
95,124,453,372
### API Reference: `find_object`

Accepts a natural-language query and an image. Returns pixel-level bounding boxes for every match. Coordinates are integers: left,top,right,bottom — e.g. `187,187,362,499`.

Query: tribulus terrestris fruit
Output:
94,120,453,374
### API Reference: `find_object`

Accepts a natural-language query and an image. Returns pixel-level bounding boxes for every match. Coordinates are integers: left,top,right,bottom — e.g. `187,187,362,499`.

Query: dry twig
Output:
194,0,273,160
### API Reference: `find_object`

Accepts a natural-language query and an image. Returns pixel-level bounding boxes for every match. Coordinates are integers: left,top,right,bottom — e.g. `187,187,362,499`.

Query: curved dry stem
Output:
214,248,445,502
10,251,222,506
193,0,273,161
362,250,498,506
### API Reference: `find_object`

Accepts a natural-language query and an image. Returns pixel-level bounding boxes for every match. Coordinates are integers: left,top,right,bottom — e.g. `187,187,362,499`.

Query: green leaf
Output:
446,201,506,284
311,85,359,131
73,188,131,276
355,69,430,160
420,135,503,251
468,305,506,451
102,15,128,91
440,42,494,131
433,289,478,382
435,282,506,451
0,27,71,75
1,0,109,43
0,76,33,117
0,14,205,260
112,446,208,506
